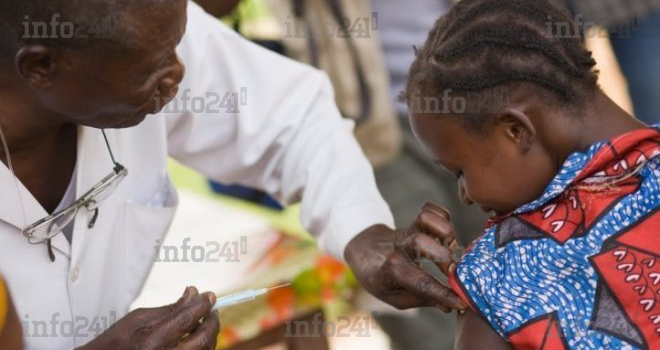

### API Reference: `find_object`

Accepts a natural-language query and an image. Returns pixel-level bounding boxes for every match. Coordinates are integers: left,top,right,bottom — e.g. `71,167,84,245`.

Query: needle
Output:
212,283,291,311
267,283,291,292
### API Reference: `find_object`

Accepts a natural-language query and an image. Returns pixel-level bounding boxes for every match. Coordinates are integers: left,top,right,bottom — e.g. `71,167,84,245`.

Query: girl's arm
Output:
455,310,512,350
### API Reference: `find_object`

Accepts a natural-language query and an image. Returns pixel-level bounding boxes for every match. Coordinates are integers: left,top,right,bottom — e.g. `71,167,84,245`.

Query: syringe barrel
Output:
213,288,267,310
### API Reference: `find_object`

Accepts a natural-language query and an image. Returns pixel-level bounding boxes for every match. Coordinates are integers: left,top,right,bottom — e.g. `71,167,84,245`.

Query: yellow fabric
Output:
0,278,8,334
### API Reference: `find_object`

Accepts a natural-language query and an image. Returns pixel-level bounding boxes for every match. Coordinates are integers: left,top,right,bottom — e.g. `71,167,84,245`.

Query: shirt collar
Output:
0,125,110,258
0,163,48,231
515,124,660,215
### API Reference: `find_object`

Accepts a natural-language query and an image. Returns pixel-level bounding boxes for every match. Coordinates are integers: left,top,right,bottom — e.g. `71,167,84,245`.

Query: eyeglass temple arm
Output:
101,130,122,172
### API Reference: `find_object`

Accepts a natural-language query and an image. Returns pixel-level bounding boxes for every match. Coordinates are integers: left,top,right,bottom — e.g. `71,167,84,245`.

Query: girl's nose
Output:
458,180,474,205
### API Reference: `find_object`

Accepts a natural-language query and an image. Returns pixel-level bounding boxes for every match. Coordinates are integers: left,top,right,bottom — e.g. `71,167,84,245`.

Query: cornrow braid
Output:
404,0,599,115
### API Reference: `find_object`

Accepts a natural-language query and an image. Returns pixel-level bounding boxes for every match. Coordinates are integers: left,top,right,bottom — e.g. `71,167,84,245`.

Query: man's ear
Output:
14,46,58,89
494,107,537,153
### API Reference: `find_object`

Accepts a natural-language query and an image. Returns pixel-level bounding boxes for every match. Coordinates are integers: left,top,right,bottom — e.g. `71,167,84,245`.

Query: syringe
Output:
212,283,291,311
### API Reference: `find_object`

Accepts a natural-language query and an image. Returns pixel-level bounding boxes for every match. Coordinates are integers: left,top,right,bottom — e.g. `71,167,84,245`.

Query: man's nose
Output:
458,180,474,205
160,54,186,94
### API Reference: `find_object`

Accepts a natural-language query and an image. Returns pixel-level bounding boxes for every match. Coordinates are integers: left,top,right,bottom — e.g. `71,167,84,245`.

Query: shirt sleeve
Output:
165,2,395,259
449,234,509,337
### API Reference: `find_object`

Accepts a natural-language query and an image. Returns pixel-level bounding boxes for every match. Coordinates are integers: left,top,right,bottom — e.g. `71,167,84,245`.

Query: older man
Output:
0,0,463,349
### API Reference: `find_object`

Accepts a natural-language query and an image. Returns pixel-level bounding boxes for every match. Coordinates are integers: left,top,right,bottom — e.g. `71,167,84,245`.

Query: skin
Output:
455,311,506,350
79,287,220,350
346,204,468,312
0,0,468,347
194,0,242,18
409,87,647,349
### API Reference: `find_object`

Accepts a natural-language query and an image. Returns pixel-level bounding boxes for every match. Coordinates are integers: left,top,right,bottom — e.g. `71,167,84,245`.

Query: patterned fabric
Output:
449,126,660,349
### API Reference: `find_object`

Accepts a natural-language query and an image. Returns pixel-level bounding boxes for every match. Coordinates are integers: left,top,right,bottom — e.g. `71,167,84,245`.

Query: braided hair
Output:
404,0,599,126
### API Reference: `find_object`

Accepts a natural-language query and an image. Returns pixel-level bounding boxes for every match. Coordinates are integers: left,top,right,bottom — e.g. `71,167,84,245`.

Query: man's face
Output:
32,0,188,129
409,109,557,217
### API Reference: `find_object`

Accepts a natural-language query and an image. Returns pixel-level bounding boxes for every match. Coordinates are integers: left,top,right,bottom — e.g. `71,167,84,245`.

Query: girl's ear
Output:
495,107,537,153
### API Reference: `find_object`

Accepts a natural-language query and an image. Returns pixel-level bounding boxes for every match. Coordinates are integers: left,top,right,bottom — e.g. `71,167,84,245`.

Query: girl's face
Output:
409,109,557,217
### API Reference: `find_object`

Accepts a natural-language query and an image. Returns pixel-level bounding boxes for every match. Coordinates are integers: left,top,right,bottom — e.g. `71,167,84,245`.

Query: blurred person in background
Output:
370,1,488,349
199,0,403,208
555,0,660,125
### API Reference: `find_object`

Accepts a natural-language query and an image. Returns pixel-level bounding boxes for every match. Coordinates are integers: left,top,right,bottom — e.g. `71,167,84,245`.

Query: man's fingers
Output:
177,287,199,306
421,202,451,221
393,260,466,311
414,204,457,245
136,286,199,327
155,292,216,344
400,232,457,277
152,286,200,325
380,267,448,311
175,313,220,350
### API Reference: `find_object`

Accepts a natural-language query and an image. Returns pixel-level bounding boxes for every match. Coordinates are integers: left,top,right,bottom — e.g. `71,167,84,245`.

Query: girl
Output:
404,0,660,349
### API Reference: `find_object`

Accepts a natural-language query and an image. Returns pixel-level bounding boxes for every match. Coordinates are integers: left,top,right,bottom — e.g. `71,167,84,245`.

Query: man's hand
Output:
345,202,467,312
78,287,220,350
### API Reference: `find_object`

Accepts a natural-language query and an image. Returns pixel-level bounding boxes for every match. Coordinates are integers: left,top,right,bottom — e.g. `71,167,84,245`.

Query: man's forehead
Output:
112,1,187,54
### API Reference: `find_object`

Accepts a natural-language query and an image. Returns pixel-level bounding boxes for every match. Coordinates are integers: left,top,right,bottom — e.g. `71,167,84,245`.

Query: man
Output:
0,0,464,349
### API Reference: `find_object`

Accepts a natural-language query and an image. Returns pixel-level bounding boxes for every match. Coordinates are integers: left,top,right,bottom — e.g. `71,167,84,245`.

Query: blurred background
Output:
134,0,659,349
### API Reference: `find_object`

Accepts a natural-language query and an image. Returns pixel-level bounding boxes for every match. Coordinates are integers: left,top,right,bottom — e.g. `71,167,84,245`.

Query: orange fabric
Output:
0,278,7,334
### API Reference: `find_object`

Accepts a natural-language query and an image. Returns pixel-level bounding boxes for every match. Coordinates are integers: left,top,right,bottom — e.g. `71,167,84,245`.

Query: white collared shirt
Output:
0,2,393,349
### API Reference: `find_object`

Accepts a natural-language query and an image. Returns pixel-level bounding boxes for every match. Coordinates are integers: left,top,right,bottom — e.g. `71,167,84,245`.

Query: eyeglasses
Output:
17,130,128,260
21,163,127,244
